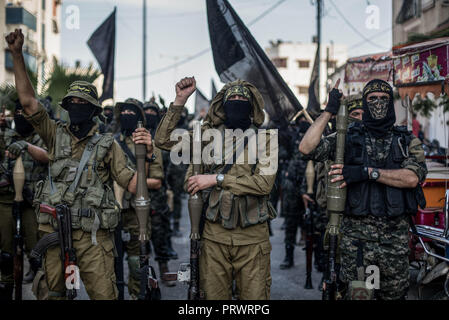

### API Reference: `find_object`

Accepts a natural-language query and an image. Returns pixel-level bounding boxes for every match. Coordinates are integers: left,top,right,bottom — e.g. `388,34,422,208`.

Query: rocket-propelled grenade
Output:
134,121,151,241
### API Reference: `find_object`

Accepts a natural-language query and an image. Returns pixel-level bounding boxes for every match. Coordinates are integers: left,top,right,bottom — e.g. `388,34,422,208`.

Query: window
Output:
297,86,309,95
272,58,287,68
297,60,310,69
42,0,46,10
6,7,37,31
396,0,419,24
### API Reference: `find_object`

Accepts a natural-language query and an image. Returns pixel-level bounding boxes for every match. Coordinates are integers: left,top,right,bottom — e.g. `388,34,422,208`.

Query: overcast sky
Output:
61,0,393,112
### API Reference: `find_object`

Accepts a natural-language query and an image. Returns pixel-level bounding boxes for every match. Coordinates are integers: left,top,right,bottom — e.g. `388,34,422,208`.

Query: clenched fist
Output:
174,77,196,106
5,29,24,56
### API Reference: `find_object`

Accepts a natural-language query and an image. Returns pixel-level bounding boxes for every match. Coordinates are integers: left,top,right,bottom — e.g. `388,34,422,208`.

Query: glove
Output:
342,165,369,185
7,141,28,157
324,88,343,115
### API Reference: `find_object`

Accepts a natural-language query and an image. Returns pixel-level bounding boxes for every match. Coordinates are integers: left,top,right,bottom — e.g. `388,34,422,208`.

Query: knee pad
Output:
128,255,141,281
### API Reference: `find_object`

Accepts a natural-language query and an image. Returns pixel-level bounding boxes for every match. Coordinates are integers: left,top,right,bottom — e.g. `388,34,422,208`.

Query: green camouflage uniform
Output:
0,129,47,291
307,125,427,300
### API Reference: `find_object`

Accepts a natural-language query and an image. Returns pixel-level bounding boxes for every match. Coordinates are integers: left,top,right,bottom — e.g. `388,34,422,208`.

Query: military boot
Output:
172,220,181,238
158,261,176,287
280,244,294,269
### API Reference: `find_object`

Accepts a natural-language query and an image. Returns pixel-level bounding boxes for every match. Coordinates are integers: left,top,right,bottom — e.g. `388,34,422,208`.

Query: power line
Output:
348,26,392,51
116,0,287,81
328,0,389,51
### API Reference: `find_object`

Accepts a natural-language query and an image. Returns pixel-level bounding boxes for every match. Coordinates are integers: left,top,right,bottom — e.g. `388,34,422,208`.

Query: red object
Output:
414,207,446,242
412,119,420,137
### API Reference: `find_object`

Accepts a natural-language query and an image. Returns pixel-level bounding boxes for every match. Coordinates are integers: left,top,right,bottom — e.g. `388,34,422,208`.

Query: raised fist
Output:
5,29,24,55
174,77,196,106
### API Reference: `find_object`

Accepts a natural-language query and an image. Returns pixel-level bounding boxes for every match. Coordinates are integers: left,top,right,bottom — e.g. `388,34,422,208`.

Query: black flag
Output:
211,79,218,99
206,0,303,127
87,7,116,102
194,88,210,119
306,46,321,119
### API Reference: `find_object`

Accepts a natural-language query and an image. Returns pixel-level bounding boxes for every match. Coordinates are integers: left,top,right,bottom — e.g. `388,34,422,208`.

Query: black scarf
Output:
223,100,252,130
362,79,395,139
67,103,96,139
119,104,144,136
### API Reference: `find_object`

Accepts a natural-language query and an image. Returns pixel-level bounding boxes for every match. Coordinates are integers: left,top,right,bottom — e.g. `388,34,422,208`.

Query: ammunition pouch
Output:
205,187,274,229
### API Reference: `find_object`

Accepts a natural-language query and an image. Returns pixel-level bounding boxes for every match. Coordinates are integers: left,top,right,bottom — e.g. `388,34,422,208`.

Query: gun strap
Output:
220,129,257,175
68,134,102,193
114,133,136,165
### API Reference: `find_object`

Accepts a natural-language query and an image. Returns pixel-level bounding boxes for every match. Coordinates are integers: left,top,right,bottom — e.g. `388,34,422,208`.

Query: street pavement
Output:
21,197,439,300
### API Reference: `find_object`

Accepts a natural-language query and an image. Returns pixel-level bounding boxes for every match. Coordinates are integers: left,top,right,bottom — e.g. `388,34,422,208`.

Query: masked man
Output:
143,101,178,261
154,77,277,300
279,116,310,269
6,29,153,300
299,79,427,300
0,102,49,299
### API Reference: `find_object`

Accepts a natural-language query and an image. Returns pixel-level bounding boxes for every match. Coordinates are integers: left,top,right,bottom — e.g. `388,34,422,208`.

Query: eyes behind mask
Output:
223,100,252,130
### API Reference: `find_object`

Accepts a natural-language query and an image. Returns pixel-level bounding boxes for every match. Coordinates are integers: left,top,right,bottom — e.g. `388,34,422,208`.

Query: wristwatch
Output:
145,153,156,163
369,168,380,181
216,174,225,188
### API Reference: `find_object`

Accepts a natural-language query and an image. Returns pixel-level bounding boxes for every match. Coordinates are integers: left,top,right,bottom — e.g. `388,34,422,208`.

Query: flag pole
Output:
316,0,322,105
143,0,147,101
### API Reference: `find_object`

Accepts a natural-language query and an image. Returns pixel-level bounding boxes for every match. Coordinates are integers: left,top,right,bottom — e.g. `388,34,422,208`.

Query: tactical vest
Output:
202,125,277,229
344,123,419,218
33,125,120,233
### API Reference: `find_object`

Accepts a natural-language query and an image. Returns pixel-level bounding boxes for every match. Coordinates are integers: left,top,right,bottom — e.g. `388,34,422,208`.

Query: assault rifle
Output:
32,203,77,299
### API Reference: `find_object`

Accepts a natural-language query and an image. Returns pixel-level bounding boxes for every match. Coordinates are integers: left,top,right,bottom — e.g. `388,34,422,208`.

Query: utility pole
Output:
143,0,147,101
316,0,322,105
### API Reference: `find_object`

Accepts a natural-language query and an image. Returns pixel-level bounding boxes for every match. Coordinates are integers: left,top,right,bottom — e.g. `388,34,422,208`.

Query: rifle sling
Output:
114,133,136,165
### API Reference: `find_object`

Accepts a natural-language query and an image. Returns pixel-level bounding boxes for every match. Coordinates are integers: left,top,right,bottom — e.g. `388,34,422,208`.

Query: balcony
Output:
5,50,37,73
5,6,37,31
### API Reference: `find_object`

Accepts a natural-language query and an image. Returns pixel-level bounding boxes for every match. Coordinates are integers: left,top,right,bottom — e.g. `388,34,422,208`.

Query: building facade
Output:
265,40,347,107
0,0,61,86
393,0,449,46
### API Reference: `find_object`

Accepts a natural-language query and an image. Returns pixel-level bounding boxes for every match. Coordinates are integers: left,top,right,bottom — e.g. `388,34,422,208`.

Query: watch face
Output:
372,171,379,179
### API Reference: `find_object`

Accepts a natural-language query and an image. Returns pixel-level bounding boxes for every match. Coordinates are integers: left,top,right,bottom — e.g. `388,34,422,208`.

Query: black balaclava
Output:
223,100,252,130
14,102,34,137
103,107,114,124
120,104,143,136
362,79,395,138
66,102,96,139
